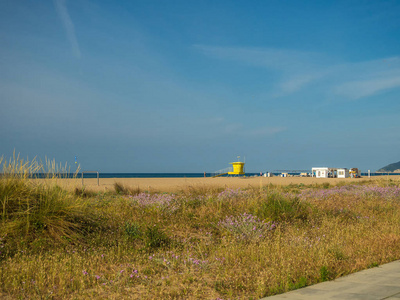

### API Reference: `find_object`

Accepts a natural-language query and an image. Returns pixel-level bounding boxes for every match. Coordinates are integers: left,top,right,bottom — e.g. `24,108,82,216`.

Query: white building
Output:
312,167,329,178
263,172,275,177
337,168,349,178
312,167,350,178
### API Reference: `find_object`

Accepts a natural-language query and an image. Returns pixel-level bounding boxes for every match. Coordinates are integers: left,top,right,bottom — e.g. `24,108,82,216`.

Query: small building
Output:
312,167,350,178
312,167,329,178
263,172,274,177
228,161,245,175
337,168,349,178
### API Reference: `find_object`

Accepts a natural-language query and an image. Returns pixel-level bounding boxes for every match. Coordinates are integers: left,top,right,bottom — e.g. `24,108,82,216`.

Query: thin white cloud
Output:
195,45,400,100
194,45,324,71
333,57,400,99
54,0,81,58
194,45,329,95
335,76,400,99
278,74,320,94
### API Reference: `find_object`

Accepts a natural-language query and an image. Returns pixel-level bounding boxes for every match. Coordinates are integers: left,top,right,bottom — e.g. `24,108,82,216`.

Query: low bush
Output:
252,192,313,222
144,225,171,250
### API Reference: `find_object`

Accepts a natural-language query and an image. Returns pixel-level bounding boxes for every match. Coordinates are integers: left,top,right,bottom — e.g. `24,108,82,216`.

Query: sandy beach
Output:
39,175,400,193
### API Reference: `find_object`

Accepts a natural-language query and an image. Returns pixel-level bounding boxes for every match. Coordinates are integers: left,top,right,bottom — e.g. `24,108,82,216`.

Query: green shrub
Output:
253,193,312,222
368,262,379,268
124,221,142,240
288,276,308,290
319,266,331,282
145,225,171,250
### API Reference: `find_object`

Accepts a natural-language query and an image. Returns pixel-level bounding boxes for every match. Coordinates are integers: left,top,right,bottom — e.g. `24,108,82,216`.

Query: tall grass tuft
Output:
251,192,312,222
0,155,97,253
114,182,141,195
0,153,41,180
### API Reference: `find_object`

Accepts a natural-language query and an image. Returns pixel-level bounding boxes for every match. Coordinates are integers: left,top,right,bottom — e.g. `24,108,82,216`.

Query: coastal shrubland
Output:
1,157,400,299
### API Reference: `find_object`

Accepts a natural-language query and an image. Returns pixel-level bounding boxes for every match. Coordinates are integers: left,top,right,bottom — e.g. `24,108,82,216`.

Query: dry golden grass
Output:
1,158,400,299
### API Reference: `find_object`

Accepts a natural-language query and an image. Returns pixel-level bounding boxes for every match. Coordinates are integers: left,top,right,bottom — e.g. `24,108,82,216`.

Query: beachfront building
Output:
337,168,349,178
263,172,274,177
312,167,350,178
312,167,329,178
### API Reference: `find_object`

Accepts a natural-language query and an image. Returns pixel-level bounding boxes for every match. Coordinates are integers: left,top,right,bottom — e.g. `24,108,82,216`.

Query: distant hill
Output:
377,161,400,172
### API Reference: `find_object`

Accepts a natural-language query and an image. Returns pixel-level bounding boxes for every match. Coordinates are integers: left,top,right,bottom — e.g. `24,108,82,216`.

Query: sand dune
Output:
37,175,400,193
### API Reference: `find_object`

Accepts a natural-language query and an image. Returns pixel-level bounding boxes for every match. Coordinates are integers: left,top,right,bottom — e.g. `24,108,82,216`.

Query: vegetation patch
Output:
1,156,400,299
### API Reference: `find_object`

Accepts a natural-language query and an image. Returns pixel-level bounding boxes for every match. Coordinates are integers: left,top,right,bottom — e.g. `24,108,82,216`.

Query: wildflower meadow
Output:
1,157,400,299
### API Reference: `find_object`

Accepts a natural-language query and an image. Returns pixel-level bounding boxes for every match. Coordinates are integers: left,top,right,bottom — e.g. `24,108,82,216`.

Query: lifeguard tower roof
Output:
228,161,245,175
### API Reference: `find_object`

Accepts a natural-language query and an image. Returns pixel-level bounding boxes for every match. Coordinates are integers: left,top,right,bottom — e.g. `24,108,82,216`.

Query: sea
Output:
24,172,400,179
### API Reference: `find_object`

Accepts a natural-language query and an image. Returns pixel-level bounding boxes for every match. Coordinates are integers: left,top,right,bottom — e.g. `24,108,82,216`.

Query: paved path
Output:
262,260,400,300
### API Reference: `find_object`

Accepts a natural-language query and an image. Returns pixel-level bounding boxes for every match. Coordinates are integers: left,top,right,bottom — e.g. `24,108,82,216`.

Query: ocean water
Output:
79,172,262,178
88,172,400,178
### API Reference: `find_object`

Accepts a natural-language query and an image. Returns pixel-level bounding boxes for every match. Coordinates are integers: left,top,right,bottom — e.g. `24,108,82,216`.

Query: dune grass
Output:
1,157,400,299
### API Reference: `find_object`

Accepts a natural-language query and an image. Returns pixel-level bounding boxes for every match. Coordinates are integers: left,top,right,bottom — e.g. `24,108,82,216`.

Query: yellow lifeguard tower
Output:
228,161,245,175
212,156,246,177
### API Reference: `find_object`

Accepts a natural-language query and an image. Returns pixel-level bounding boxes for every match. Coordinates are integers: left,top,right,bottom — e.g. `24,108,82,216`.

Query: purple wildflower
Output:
128,192,179,213
218,213,276,241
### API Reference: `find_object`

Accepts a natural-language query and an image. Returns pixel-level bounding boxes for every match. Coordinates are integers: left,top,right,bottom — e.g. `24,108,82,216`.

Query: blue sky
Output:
1,0,400,173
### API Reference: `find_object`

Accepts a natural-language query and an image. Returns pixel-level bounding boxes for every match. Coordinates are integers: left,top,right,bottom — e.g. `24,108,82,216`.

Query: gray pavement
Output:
261,260,400,300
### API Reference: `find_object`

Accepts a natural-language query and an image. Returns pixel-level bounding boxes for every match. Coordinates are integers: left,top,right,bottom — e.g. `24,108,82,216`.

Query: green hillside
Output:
377,161,400,172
